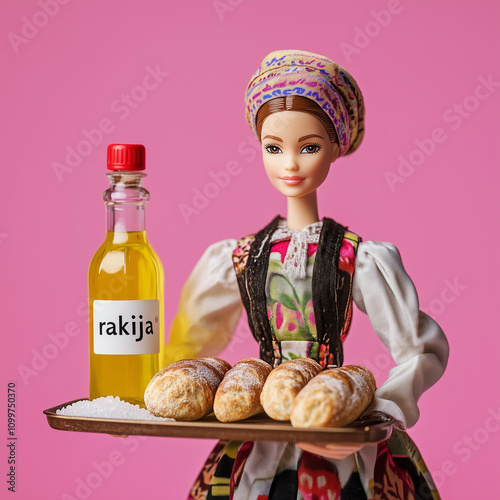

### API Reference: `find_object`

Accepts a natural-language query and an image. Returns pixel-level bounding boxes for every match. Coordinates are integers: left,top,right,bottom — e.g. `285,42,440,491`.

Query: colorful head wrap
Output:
245,50,365,156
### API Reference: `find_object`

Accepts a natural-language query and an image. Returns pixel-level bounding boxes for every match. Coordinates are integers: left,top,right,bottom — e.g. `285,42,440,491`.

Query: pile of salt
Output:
56,396,172,421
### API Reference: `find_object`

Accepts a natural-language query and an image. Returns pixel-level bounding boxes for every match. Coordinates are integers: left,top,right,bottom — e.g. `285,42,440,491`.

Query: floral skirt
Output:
188,430,440,500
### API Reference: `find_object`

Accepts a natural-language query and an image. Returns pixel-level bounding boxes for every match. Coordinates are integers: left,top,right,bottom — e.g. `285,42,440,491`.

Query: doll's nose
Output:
285,156,299,171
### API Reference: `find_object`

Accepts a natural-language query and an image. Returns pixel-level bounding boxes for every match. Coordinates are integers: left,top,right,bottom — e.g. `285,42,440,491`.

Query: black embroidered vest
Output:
232,216,358,367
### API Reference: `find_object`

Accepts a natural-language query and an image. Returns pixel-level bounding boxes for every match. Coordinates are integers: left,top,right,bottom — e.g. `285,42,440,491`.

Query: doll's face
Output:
260,111,339,198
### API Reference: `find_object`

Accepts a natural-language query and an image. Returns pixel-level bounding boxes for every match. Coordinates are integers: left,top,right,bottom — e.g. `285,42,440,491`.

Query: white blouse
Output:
162,238,449,430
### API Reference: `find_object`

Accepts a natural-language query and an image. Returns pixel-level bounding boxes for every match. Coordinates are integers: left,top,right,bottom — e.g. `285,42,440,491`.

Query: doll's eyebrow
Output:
298,134,326,142
262,135,283,142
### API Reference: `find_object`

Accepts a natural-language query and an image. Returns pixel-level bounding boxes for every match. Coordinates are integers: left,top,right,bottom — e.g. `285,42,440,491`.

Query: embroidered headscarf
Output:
245,49,365,156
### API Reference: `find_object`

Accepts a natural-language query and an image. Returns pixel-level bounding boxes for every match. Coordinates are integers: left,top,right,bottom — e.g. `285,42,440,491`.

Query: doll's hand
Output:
296,441,364,459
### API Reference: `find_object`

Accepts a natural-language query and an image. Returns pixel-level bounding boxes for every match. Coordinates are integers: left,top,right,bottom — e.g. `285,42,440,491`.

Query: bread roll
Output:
144,357,231,421
290,365,376,428
260,358,322,421
214,358,272,422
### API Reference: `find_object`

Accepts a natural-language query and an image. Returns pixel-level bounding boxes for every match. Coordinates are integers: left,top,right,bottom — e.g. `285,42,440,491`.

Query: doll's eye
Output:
265,144,283,155
301,143,322,154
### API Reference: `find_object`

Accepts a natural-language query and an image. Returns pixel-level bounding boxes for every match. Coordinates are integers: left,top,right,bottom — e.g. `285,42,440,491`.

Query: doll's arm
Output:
352,241,449,429
161,239,243,367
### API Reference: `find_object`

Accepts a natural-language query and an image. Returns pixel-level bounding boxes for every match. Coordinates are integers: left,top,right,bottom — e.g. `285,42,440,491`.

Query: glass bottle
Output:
89,144,164,406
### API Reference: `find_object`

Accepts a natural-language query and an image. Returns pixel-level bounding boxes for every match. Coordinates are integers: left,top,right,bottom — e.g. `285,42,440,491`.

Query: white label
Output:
93,300,160,355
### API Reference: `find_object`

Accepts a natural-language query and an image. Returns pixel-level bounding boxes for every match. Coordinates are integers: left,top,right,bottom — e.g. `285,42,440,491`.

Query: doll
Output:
163,50,449,500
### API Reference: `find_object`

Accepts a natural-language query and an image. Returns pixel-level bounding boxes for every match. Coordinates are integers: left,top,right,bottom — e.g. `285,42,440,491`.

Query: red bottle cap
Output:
107,144,146,171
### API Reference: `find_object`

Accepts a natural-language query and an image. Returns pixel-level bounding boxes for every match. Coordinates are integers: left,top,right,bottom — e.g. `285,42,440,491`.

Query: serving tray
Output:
44,399,394,444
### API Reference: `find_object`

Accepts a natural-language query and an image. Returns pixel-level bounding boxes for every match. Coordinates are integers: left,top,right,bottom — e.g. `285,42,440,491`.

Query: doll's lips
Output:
280,176,305,186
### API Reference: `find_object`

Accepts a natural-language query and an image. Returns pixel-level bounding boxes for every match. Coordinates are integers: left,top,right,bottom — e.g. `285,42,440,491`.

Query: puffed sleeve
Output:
160,239,243,367
352,241,449,429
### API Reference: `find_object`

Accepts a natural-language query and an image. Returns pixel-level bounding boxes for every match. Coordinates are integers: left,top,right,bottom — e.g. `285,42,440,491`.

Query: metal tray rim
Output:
44,398,394,444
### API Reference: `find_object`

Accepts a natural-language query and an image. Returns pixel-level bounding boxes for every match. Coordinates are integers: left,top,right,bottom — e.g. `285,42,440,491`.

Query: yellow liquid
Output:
89,230,164,406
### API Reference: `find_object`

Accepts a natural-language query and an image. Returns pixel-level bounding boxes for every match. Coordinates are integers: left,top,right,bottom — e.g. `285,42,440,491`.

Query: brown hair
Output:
255,95,338,143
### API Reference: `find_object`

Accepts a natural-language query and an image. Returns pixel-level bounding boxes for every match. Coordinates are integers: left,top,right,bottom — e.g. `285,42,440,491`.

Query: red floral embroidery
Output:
318,343,330,368
188,441,227,500
373,440,417,500
232,235,254,276
230,441,254,495
298,451,341,500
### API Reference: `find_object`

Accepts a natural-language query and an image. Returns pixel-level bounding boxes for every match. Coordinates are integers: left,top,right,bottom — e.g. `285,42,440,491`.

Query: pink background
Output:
1,1,499,498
